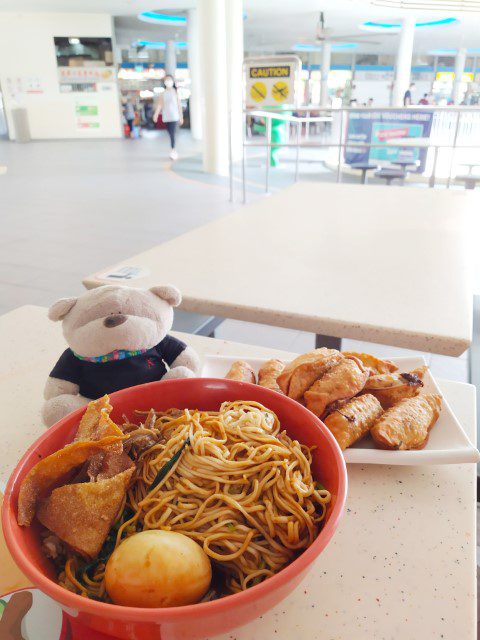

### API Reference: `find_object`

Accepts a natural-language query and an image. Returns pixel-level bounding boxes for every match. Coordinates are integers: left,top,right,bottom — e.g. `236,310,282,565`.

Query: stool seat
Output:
374,168,406,186
350,163,379,184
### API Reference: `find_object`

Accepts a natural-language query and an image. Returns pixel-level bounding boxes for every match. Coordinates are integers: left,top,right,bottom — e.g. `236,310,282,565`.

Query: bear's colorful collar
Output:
72,348,149,363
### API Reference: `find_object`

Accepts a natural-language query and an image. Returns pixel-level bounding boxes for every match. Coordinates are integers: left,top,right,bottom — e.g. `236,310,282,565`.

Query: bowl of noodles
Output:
3,378,347,640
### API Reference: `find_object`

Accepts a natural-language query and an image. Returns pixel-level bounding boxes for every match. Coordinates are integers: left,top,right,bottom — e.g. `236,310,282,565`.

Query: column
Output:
320,42,331,107
187,9,202,140
165,40,176,76
391,16,415,107
452,48,467,105
198,0,229,175
225,0,244,161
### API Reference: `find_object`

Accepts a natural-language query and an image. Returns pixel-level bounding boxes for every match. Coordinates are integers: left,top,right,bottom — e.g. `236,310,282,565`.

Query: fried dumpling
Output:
362,366,427,409
276,349,343,401
324,394,383,450
370,394,442,450
225,360,256,384
342,352,398,376
258,359,285,393
304,356,369,418
37,467,134,558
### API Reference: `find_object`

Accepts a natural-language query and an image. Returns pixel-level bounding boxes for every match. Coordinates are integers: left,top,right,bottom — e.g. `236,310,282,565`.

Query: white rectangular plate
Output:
202,354,480,465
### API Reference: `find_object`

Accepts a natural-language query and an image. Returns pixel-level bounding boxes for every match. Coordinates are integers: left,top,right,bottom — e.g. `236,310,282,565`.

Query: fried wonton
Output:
342,352,398,376
324,394,383,451
370,394,442,450
37,467,134,558
304,356,369,418
258,359,285,393
74,395,113,442
17,435,125,527
362,366,427,409
277,349,344,401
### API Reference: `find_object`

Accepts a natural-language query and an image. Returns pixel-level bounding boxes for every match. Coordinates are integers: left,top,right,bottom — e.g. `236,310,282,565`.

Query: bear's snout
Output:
103,314,127,328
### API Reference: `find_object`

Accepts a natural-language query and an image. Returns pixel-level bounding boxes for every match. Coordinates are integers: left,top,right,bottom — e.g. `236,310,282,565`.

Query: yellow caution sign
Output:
272,81,289,102
250,81,267,103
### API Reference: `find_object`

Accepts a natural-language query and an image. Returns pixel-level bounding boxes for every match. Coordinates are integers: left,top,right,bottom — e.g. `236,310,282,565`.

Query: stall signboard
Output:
244,56,301,108
345,110,434,173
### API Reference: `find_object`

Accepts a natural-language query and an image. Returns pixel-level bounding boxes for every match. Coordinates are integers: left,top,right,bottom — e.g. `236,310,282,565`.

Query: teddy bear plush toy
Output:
42,284,200,427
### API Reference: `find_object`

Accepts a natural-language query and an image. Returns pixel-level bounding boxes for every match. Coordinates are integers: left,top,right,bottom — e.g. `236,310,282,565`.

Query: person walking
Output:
124,99,135,138
153,75,183,160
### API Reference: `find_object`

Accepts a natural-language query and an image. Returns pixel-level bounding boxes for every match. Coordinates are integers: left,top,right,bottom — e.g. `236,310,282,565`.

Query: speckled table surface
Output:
0,306,476,640
82,182,475,356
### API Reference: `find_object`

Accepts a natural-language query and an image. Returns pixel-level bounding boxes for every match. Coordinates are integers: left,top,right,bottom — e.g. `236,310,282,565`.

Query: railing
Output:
229,106,480,203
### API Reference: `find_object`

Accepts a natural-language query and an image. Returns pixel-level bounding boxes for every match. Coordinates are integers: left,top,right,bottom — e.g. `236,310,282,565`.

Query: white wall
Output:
0,12,122,140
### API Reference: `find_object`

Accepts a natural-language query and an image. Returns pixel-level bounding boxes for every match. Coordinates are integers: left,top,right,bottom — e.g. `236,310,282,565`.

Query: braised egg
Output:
105,530,212,607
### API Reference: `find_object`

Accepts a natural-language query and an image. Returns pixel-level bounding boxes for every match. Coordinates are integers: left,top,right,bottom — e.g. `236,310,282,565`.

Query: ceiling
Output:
1,0,478,56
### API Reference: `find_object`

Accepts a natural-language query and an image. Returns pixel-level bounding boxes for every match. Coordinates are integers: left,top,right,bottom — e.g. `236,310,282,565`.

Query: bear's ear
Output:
48,297,78,321
149,285,182,308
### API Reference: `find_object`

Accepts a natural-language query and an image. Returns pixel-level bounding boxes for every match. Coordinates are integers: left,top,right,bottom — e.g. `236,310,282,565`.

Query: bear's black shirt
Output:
50,335,187,399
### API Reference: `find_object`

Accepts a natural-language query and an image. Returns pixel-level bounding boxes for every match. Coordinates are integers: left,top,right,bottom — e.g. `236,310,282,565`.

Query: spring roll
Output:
225,360,256,384
258,359,285,393
362,366,427,409
304,356,369,418
324,394,383,450
370,394,442,450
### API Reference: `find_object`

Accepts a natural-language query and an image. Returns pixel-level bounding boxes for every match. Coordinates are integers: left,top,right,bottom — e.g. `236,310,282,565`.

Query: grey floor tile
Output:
215,319,299,352
429,354,469,383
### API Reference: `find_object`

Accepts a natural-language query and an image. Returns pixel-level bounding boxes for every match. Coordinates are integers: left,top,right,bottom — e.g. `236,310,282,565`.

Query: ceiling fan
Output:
314,11,392,45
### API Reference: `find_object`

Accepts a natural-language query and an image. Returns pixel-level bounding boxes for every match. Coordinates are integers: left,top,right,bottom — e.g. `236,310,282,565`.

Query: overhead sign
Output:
436,71,473,83
244,56,301,108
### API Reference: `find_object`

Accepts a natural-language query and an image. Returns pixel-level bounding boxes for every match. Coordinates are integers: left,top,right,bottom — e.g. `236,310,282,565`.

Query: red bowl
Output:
2,378,347,640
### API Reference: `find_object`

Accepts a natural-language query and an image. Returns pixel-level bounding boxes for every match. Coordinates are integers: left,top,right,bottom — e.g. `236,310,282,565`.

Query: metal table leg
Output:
315,334,342,350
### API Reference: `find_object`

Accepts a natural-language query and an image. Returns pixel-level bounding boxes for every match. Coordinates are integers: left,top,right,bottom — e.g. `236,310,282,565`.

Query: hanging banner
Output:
244,55,301,108
345,110,434,173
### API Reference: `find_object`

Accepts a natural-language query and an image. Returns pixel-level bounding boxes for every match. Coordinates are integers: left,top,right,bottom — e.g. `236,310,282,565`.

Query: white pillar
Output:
198,0,229,175
225,0,244,161
320,42,331,107
165,40,177,76
453,48,467,105
392,16,415,106
187,9,202,140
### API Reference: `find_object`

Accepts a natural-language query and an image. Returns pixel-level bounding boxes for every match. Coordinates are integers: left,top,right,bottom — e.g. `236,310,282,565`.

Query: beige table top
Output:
83,183,474,356
0,305,476,639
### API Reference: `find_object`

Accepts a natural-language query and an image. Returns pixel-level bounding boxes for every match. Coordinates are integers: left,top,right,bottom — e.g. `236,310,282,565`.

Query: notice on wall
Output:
75,102,100,130
244,56,301,108
345,110,434,173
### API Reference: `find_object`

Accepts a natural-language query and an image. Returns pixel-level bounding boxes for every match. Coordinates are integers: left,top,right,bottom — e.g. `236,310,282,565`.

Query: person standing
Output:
403,82,415,106
153,75,183,160
419,93,429,105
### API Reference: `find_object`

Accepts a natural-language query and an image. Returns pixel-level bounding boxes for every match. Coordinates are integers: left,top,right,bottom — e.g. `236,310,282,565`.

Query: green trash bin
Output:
252,106,292,167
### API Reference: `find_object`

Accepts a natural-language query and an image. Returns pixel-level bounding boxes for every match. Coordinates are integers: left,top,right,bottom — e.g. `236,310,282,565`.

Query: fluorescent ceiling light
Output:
372,0,480,10
68,37,80,45
363,17,458,28
132,40,188,49
138,12,186,26
430,47,480,54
